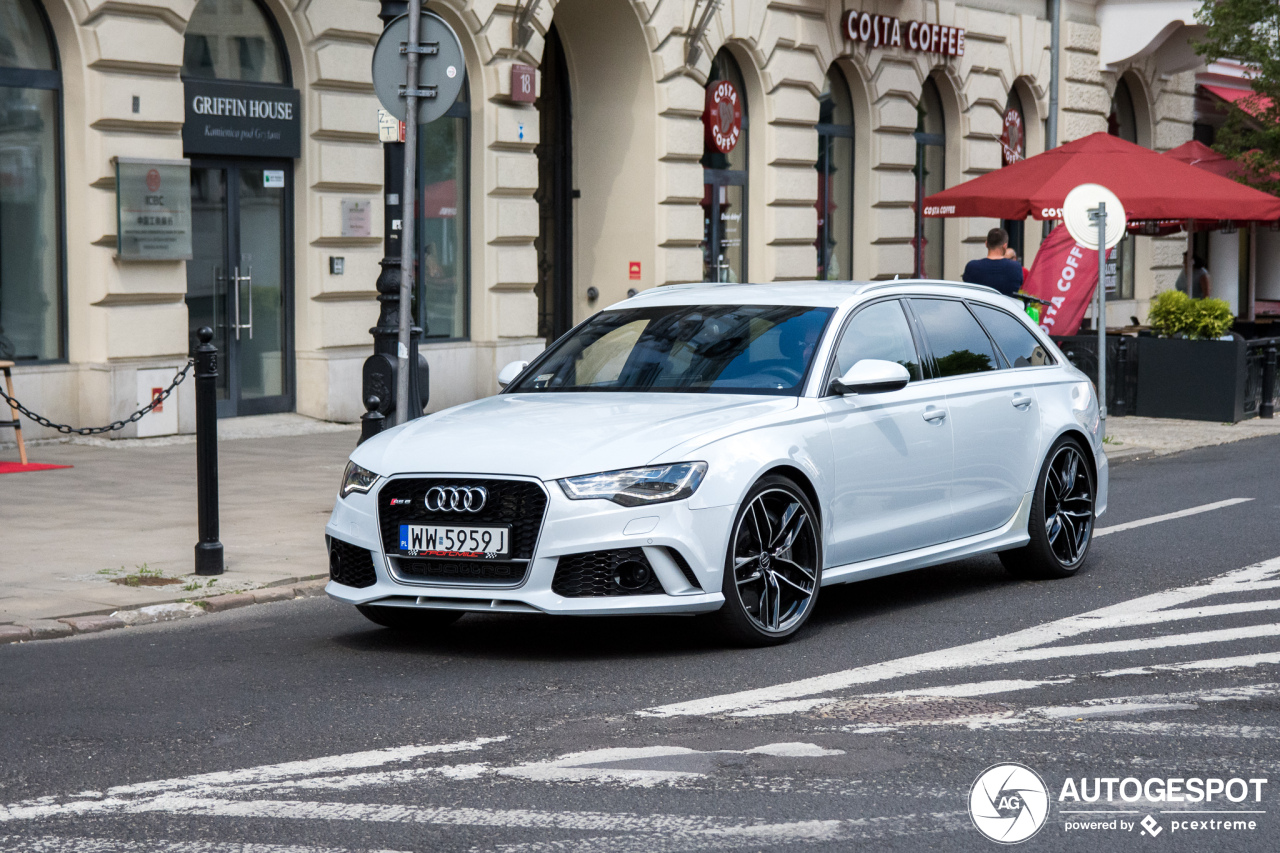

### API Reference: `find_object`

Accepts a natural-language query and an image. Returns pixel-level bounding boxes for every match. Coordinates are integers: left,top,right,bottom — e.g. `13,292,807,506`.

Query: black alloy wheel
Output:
356,604,463,632
1000,436,1096,579
715,475,822,646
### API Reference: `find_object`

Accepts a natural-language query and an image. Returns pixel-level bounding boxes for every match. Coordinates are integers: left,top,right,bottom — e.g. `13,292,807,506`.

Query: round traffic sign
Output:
372,12,466,124
1062,183,1126,251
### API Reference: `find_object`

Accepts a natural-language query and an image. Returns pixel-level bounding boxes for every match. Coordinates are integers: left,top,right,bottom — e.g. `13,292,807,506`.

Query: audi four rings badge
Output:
424,486,488,512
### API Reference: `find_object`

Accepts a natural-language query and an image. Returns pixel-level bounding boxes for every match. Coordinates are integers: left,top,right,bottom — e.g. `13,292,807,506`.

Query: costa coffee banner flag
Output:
1022,224,1111,336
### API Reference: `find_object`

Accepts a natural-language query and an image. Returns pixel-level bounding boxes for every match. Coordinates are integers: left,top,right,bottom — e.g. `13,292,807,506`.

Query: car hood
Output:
352,392,798,481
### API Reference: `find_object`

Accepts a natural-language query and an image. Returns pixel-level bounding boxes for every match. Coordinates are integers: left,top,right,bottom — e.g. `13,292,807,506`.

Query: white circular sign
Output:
1062,183,1126,251
969,763,1050,844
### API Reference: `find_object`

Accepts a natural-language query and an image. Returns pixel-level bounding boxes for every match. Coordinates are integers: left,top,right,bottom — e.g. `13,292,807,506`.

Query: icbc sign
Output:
1001,107,1025,166
704,80,742,154
841,11,965,57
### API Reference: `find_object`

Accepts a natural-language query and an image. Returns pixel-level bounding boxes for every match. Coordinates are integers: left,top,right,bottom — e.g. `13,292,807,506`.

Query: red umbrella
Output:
922,132,1280,222
1164,140,1246,180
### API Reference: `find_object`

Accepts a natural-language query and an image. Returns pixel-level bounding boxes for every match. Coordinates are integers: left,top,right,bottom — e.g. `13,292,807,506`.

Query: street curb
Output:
0,578,329,645
1104,445,1158,464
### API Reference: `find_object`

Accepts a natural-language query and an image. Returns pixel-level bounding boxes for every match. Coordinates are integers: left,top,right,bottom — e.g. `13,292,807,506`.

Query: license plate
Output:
399,524,509,559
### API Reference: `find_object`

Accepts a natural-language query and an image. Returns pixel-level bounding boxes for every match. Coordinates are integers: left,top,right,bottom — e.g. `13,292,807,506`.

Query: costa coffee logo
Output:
704,80,742,154
841,11,965,57
1001,108,1025,166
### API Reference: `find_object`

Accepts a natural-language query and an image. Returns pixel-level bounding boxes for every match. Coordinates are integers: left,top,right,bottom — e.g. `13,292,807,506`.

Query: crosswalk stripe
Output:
641,556,1280,718
0,839,398,853
1094,498,1253,537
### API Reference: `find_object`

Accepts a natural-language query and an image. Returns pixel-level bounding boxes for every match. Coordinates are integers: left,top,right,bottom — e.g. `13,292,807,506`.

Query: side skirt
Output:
821,491,1034,587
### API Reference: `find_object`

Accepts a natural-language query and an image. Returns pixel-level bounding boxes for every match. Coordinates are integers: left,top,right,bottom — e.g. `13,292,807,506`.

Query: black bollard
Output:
194,327,224,575
1262,344,1277,420
359,395,385,446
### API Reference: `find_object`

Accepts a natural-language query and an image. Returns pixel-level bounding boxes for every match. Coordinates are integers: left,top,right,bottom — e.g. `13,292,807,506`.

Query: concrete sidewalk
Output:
1,411,1279,633
1,417,356,626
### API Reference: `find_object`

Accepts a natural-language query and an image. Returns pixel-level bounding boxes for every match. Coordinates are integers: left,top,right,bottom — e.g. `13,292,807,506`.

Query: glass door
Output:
186,161,293,417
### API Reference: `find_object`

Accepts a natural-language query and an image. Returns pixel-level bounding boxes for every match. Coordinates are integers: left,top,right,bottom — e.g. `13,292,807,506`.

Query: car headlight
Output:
340,461,379,499
559,462,708,507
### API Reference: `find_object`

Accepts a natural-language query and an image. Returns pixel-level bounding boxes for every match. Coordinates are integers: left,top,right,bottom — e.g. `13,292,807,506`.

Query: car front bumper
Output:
324,474,731,616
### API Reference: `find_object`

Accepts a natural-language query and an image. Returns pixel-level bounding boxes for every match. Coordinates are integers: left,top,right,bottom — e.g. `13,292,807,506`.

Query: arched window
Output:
1108,78,1137,299
0,0,63,361
817,67,854,280
915,77,946,278
183,0,288,85
418,81,469,340
702,49,748,282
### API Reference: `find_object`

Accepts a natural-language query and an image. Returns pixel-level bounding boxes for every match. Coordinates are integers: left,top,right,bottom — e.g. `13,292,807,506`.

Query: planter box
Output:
1136,337,1247,423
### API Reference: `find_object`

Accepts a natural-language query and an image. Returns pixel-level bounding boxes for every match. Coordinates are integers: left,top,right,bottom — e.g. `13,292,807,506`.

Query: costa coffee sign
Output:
1001,108,1025,165
704,80,743,154
841,11,965,57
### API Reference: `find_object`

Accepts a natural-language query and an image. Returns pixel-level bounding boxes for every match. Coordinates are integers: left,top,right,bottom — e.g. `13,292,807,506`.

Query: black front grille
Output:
378,477,548,586
328,536,377,589
396,559,528,583
553,548,663,597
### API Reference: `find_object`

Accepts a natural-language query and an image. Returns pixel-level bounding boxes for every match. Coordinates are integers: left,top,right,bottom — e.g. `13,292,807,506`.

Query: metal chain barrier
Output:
0,359,194,436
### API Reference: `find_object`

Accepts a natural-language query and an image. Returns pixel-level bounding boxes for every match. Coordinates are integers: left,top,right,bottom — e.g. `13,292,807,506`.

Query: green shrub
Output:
1148,290,1234,339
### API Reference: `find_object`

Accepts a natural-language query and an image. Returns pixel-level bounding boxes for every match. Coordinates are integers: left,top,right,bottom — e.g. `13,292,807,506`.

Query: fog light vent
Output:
552,548,662,597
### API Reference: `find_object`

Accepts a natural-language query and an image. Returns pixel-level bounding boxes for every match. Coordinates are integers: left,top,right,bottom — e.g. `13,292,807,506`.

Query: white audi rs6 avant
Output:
326,280,1107,645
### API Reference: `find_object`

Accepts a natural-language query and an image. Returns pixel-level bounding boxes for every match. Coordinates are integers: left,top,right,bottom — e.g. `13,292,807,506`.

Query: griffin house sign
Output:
841,10,965,57
183,79,301,159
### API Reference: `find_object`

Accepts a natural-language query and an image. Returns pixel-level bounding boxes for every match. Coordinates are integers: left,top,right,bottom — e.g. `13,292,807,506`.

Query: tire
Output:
1000,436,1096,580
713,475,822,646
356,604,463,632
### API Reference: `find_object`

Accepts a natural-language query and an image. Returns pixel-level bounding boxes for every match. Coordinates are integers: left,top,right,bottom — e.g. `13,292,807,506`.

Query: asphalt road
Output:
4,436,1280,852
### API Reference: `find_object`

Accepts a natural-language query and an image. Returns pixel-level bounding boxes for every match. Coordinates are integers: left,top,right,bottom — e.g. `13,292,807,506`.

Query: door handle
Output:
1012,394,1033,410
922,407,947,423
231,265,253,340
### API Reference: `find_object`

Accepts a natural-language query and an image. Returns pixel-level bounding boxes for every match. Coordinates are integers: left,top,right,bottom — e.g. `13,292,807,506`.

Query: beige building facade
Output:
0,0,1206,441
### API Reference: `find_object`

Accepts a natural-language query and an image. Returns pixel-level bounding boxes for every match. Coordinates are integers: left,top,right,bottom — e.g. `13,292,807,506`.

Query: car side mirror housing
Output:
497,360,529,390
830,359,911,395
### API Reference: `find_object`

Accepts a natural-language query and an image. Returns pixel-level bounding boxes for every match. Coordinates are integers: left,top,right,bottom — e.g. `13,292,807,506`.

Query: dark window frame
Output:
904,296,1005,380
820,296,928,395
416,91,472,343
967,301,1058,372
0,0,67,364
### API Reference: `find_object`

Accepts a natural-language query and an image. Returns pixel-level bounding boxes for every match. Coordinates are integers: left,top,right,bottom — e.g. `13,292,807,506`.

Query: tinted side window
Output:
911,298,999,378
831,300,922,383
972,304,1053,368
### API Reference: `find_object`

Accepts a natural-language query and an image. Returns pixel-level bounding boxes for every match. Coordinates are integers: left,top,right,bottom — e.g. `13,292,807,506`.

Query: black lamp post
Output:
363,0,427,434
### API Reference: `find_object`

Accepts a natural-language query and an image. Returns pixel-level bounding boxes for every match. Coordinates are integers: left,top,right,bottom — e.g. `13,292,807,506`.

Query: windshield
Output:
510,304,833,395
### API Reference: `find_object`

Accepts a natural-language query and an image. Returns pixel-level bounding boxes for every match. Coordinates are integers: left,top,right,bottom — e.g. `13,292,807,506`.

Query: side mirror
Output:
497,360,529,390
830,359,911,395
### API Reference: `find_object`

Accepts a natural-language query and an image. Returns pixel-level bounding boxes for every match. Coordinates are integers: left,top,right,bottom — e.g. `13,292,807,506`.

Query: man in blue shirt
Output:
962,227,1024,295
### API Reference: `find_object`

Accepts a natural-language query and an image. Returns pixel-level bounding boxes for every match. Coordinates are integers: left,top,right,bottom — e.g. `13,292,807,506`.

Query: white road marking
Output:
879,679,1071,698
98,737,506,799
0,839,403,853
1093,498,1253,537
1099,651,1280,677
642,556,1280,718
473,811,972,853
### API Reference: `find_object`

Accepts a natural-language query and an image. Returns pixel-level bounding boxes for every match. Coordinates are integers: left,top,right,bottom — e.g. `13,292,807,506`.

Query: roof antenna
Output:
893,274,899,280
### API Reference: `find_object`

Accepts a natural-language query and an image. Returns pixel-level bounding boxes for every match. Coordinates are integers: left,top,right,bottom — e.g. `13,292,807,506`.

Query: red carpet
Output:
0,462,73,474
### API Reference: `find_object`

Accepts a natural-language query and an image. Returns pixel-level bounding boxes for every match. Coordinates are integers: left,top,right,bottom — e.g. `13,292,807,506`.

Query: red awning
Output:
1200,84,1273,120
922,132,1280,222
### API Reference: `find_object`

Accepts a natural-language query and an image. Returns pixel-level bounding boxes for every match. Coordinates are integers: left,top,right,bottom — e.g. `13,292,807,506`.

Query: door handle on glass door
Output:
232,266,253,340
922,407,947,423
1012,394,1033,410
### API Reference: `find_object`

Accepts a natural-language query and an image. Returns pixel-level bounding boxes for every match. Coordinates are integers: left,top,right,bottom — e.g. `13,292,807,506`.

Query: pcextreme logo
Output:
969,763,1050,844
